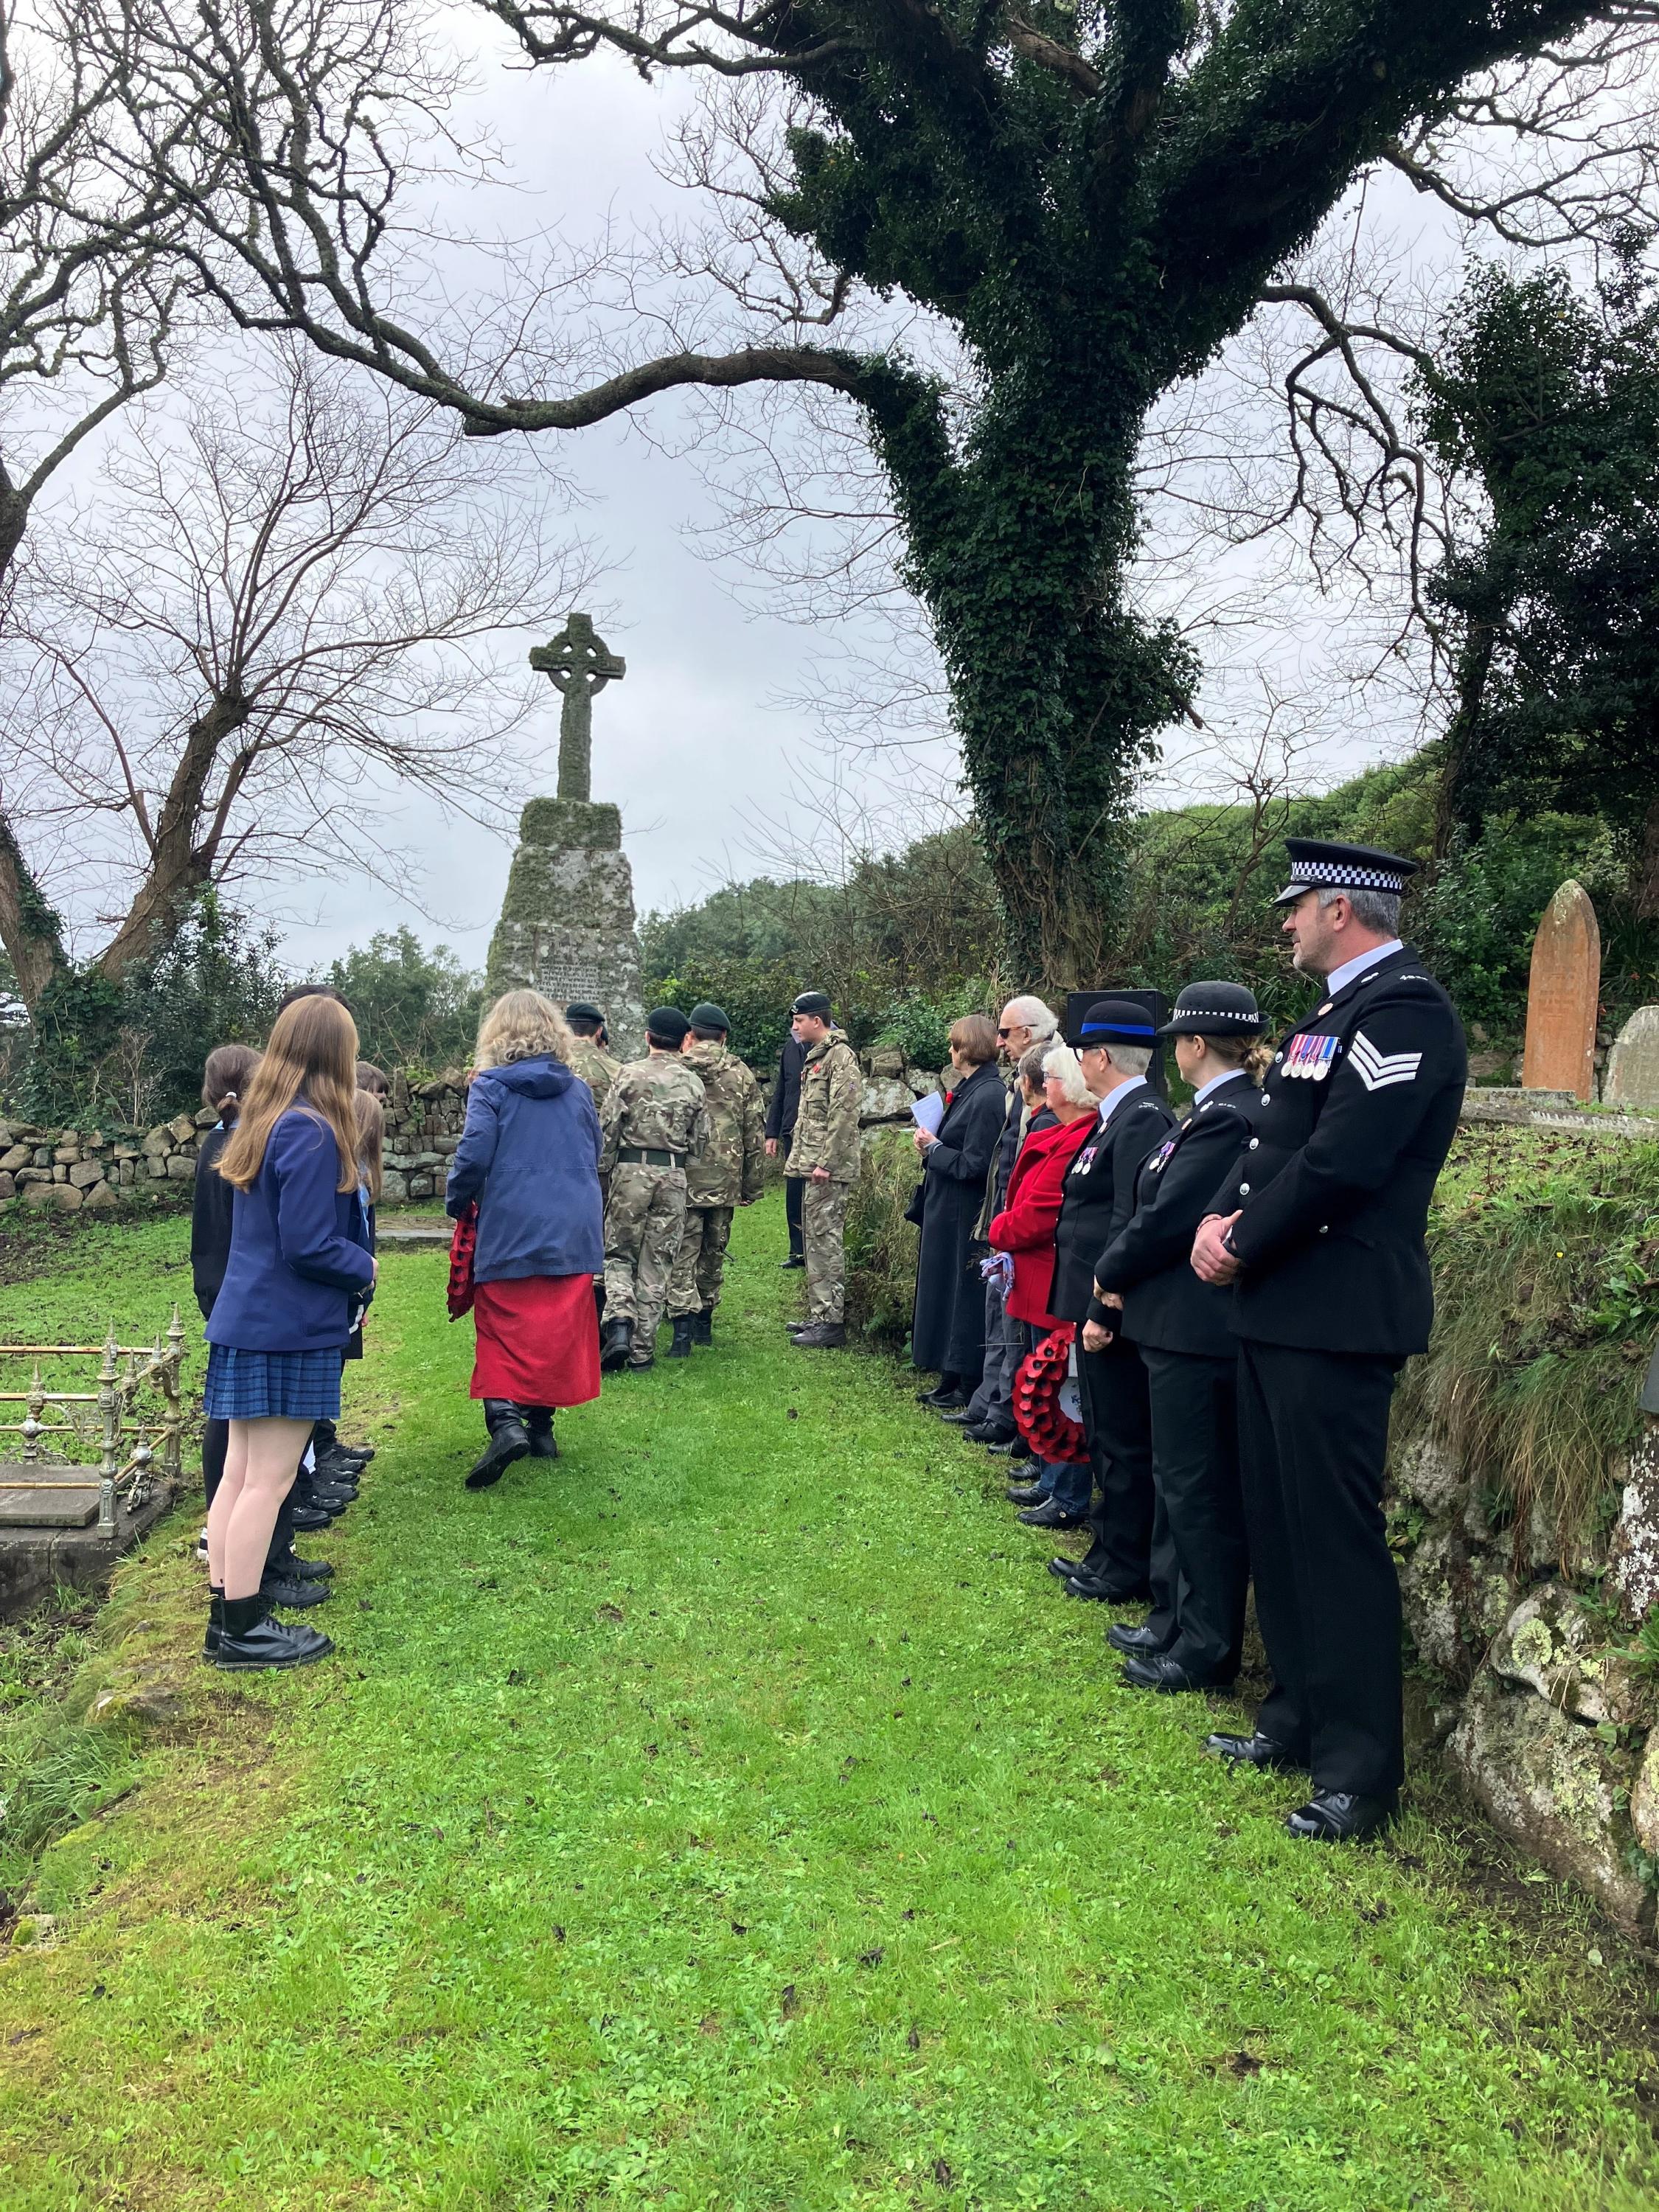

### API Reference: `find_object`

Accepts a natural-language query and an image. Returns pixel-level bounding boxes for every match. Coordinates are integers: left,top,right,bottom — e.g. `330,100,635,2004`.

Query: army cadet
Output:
598,1007,710,1371
566,1002,622,1112
1039,1002,1176,1607
1192,839,1467,1843
1092,984,1267,1694
783,991,863,1350
665,1003,766,1357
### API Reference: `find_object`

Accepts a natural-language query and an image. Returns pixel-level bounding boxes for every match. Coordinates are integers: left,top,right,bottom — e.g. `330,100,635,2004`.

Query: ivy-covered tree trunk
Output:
869,352,1191,982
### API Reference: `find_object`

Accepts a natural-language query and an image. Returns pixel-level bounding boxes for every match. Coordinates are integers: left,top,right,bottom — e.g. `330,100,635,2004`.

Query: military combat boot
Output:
599,1317,634,1371
524,1408,559,1459
465,1401,531,1490
667,1316,695,1359
692,1308,714,1346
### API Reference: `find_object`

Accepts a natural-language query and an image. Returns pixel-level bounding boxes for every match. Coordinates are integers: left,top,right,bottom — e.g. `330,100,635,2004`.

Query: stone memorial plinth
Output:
484,614,647,1058
1521,878,1601,1101
1604,1005,1659,1111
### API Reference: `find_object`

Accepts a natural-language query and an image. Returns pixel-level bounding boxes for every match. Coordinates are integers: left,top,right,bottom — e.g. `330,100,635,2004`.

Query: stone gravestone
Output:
484,614,646,1058
1521,878,1601,1101
1605,1005,1659,1111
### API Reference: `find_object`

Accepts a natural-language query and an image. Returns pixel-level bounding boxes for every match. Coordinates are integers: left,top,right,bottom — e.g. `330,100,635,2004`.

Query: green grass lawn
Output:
0,1197,1656,2210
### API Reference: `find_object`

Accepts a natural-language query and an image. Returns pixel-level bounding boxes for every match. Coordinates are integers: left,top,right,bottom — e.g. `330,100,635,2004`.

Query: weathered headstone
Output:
1521,879,1600,1101
1604,1005,1659,1111
485,615,646,1057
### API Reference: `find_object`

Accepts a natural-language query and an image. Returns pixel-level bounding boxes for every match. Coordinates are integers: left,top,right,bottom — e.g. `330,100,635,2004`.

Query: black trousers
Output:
1237,1340,1405,1797
785,1170,804,1256
1078,1337,1157,1598
1138,1344,1247,1680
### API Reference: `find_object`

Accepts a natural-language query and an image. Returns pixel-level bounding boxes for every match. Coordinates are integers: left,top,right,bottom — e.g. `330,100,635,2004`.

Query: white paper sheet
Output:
911,1090,947,1136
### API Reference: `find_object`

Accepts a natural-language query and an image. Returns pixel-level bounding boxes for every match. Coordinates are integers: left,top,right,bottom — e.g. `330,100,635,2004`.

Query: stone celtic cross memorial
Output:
484,613,646,1057
1521,878,1601,1101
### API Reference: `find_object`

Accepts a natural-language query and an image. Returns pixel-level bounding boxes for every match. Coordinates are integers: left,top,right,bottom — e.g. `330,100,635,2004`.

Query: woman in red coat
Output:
988,1043,1098,1523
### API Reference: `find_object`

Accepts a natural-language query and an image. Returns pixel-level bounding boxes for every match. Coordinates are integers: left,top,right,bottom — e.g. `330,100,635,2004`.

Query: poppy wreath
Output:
1012,1322,1088,1464
447,1202,478,1321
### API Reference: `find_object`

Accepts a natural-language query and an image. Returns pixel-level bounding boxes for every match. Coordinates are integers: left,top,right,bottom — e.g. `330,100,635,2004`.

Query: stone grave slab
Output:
1521,878,1601,1100
0,1463,98,1528
1604,1005,1659,1110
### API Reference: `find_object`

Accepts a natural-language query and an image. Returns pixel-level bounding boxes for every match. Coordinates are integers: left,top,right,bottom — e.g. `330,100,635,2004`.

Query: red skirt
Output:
470,1275,601,1408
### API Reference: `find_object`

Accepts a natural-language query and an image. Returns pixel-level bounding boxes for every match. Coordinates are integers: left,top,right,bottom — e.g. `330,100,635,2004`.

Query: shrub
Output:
846,1130,922,1349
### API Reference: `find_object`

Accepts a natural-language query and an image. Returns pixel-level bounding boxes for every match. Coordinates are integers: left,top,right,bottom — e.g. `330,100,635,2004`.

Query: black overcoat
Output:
911,1060,1009,1374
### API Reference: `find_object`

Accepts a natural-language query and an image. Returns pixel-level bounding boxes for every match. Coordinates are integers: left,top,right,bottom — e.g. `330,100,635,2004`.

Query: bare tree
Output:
0,344,597,1004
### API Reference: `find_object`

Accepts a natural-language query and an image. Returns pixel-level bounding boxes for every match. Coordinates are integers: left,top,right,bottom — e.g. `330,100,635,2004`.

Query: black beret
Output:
1075,998,1159,1047
646,1006,691,1045
1157,981,1264,1039
791,990,832,1019
1273,839,1417,907
689,1003,731,1032
565,1001,605,1026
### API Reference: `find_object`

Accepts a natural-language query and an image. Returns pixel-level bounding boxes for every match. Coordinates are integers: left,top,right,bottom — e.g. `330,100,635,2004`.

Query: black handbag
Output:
903,1180,928,1227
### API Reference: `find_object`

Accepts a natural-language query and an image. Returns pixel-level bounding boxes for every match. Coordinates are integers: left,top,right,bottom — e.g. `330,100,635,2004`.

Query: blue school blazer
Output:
206,1108,376,1354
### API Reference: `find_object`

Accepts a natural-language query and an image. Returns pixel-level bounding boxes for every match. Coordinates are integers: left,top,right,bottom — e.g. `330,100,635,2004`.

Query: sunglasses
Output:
996,1025,1023,1039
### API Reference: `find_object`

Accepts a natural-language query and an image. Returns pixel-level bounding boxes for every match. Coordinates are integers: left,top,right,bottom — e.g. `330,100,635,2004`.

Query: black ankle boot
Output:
667,1315,695,1359
525,1408,559,1460
466,1401,531,1489
204,1587,225,1659
215,1593,333,1671
599,1318,634,1371
692,1308,714,1346
270,1548,333,1582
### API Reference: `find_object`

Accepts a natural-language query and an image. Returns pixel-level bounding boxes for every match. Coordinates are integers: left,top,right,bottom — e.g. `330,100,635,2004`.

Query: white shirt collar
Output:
1324,938,1404,998
1192,1070,1239,1107
1096,1074,1148,1127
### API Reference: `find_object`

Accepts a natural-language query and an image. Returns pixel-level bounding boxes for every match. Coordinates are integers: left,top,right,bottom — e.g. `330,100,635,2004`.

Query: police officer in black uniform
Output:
1093,983,1265,1692
1039,1001,1176,1601
1192,840,1467,1842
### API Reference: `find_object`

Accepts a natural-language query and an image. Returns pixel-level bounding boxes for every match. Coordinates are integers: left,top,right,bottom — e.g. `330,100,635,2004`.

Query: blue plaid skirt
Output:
204,1344,341,1421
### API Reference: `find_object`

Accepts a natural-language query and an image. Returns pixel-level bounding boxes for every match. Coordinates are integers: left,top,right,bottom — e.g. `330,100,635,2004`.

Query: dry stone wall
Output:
0,1110,217,1210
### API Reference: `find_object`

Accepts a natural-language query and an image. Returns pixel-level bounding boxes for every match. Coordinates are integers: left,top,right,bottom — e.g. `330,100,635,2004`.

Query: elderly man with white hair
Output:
939,994,1061,1449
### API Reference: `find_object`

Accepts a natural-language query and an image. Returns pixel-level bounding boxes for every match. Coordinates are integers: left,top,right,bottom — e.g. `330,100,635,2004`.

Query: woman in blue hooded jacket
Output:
445,990,603,1488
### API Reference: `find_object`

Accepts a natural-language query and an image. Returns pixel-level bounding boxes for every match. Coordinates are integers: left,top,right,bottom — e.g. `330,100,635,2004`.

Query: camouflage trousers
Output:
667,1204,734,1318
801,1175,852,1324
604,1163,688,1361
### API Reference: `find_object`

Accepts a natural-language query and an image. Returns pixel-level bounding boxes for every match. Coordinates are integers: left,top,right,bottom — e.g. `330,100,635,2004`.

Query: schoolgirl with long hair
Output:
204,995,376,1670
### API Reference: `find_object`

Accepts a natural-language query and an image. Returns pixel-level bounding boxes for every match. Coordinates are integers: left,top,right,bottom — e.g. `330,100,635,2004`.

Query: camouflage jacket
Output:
569,1037,622,1111
681,1040,767,1208
599,1053,709,1173
785,1027,863,1183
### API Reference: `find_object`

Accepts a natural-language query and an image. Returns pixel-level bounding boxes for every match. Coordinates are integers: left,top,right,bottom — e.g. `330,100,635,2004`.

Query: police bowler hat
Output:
791,990,832,1019
646,1006,692,1046
689,1002,731,1033
1273,838,1418,907
1074,998,1159,1048
1157,981,1264,1040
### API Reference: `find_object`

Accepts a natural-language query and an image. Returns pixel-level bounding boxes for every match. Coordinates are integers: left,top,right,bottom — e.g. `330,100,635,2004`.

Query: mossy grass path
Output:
1,1200,1656,2209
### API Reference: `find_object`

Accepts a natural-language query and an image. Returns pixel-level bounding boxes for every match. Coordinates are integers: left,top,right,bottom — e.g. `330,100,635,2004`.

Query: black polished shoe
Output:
781,1253,806,1270
918,1384,964,1408
466,1404,532,1489
524,1408,559,1460
1121,1654,1228,1694
260,1572,332,1610
1006,1483,1048,1507
1009,1436,1032,1462
599,1317,634,1371
983,1438,1016,1456
214,1596,333,1671
1064,1571,1152,1603
667,1315,695,1359
1107,1621,1164,1655
290,1503,330,1532
1047,1553,1090,1580
1204,1731,1305,1773
693,1309,714,1346
270,1550,333,1582
1018,1498,1087,1529
938,1407,976,1425
964,1424,1015,1446
1286,1790,1397,1843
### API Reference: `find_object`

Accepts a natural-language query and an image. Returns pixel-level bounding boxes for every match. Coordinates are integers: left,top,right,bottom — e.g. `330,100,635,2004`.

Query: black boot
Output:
525,1408,559,1460
693,1308,714,1346
214,1593,333,1671
466,1401,531,1489
204,1587,225,1659
270,1548,333,1582
261,1569,333,1610
599,1317,634,1371
667,1315,695,1359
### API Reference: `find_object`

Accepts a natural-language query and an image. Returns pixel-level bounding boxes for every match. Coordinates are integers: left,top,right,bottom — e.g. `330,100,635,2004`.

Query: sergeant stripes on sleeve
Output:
1349,1029,1423,1091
